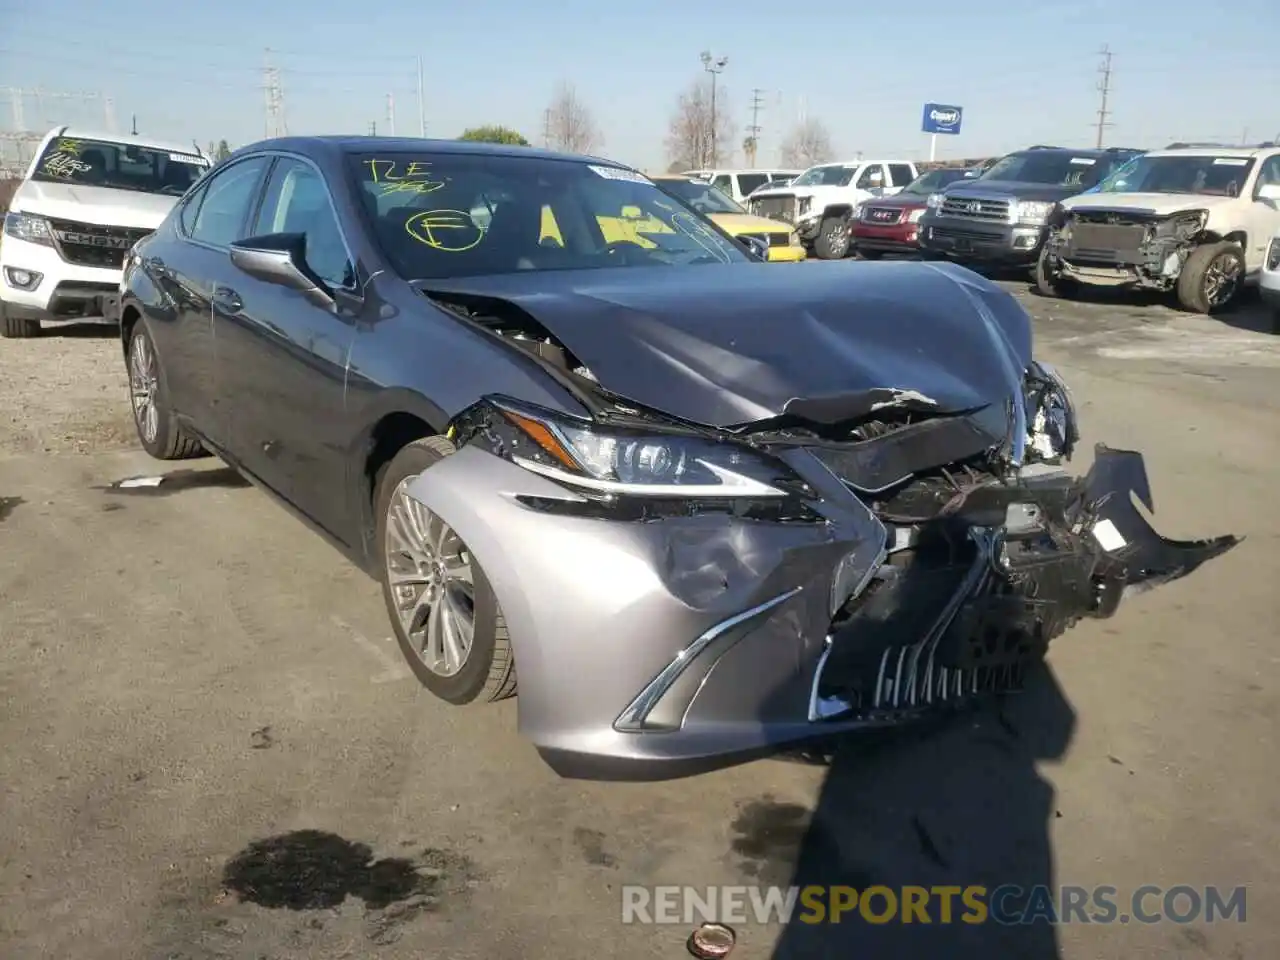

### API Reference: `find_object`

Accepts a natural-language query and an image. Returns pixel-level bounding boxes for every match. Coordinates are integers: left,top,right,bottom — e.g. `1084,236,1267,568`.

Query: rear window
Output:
30,135,209,197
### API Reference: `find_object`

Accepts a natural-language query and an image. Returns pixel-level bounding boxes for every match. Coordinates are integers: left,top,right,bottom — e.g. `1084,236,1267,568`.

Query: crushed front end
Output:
407,358,1237,782
1043,207,1209,290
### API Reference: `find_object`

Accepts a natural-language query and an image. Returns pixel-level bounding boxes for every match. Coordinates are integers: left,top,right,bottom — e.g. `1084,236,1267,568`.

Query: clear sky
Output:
1,0,1277,170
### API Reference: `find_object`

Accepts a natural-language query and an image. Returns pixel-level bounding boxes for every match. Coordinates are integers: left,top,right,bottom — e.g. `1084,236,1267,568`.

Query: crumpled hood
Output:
422,260,1033,429
11,180,180,229
1061,192,1239,217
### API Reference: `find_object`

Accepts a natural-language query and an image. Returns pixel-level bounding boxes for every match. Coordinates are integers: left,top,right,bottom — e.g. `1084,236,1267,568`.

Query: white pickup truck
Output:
747,159,920,259
1,126,210,338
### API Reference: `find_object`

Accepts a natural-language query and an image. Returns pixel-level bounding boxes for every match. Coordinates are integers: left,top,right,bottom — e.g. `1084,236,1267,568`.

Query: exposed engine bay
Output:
1042,207,1211,290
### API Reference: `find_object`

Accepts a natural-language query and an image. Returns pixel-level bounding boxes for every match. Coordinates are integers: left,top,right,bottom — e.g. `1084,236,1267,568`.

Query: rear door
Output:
161,155,271,442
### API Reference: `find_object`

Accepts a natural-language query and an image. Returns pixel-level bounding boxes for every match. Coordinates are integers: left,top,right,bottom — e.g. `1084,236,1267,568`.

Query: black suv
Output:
917,146,1141,266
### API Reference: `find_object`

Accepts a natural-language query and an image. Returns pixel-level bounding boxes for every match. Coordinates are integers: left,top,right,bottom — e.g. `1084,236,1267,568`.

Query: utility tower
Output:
1094,45,1113,148
386,93,395,136
542,107,551,148
263,49,288,138
744,88,765,168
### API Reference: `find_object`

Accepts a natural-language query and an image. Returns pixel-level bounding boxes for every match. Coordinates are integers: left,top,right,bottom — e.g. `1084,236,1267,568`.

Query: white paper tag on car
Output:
1091,518,1127,552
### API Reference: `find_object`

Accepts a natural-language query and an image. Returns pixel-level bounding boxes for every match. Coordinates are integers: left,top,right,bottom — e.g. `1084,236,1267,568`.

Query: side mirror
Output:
1256,183,1280,202
230,233,333,306
740,235,769,261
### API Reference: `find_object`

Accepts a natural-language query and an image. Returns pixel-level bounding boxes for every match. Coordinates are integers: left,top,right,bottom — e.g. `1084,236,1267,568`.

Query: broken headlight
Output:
474,397,809,498
1023,361,1079,463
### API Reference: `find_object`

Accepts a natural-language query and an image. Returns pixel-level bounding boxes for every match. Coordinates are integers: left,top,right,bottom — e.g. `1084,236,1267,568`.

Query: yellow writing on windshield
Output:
405,209,484,252
55,138,87,155
364,159,447,197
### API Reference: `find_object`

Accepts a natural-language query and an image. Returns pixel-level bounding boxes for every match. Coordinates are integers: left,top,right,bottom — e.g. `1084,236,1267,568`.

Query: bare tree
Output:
664,78,737,170
780,117,835,168
545,82,602,154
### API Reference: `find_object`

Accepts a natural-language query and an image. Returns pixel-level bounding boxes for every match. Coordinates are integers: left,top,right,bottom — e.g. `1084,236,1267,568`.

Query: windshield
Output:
30,135,208,196
792,164,856,187
350,152,748,280
902,168,973,195
654,178,746,215
1095,154,1257,196
980,151,1108,188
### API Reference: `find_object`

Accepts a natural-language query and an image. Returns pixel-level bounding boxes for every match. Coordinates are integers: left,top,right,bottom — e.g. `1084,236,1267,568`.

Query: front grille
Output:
47,218,151,269
862,206,904,225
940,195,1011,223
750,194,797,224
768,231,790,247
1066,223,1147,263
738,232,768,246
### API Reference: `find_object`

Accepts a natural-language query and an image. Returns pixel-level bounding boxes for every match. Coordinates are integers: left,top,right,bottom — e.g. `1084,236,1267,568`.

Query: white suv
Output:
1,126,210,338
748,159,920,259
1036,145,1280,313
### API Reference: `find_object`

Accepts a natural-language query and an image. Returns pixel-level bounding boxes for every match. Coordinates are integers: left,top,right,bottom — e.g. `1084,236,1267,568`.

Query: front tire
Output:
0,301,40,339
1176,241,1245,314
126,322,204,459
812,216,851,260
1033,246,1077,299
375,436,516,705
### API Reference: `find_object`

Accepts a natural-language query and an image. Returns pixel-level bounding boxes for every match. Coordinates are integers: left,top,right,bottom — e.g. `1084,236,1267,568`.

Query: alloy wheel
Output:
825,222,849,257
1203,253,1242,308
384,477,476,678
129,333,159,444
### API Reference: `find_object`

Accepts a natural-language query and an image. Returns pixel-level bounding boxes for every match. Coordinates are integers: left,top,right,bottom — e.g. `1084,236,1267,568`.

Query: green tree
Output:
457,125,530,146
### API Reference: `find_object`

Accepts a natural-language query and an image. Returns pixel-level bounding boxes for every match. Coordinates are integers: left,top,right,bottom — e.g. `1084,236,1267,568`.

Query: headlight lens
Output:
1265,237,1280,272
3,212,55,247
926,193,944,210
907,208,926,223
481,398,806,498
1023,361,1078,463
1015,201,1055,224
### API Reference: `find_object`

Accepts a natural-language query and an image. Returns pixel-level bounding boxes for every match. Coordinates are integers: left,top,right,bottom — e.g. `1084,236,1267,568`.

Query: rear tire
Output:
375,436,516,705
812,216,851,260
1176,241,1245,314
0,301,40,339
126,321,204,460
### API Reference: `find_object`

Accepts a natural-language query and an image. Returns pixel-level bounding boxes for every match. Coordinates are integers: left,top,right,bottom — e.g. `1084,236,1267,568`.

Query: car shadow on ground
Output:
768,665,1075,960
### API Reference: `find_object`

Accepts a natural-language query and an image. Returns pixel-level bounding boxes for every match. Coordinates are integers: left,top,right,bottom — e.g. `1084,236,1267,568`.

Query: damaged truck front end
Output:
1039,207,1246,312
404,297,1237,779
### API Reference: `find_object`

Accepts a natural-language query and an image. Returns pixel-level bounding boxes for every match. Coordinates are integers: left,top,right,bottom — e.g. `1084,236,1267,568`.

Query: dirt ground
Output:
1,278,1277,960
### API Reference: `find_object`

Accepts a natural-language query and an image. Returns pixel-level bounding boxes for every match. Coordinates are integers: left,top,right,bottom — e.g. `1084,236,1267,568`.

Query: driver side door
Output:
1246,155,1280,271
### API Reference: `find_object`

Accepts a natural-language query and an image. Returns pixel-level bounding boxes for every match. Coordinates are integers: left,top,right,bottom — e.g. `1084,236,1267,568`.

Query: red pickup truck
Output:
850,166,985,259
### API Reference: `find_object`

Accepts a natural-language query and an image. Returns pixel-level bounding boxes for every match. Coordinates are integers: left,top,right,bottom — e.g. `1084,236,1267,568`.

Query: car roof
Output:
1142,146,1278,159
229,135,615,167
53,126,206,157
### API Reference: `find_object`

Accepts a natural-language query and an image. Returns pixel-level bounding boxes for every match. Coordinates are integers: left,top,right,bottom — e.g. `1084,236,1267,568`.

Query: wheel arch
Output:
821,203,855,220
350,390,453,565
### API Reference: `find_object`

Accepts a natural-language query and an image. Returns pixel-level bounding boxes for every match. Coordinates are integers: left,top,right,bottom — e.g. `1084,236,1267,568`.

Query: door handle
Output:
212,286,242,313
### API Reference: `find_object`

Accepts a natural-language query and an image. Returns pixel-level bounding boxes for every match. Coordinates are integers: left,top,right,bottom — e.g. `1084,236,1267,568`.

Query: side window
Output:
711,174,734,196
178,182,209,236
737,173,769,196
189,157,268,247
889,164,916,187
1255,155,1280,189
856,164,886,189
253,157,355,289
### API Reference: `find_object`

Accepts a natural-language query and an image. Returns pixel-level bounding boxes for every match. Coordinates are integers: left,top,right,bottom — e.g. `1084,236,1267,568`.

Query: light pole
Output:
700,50,728,167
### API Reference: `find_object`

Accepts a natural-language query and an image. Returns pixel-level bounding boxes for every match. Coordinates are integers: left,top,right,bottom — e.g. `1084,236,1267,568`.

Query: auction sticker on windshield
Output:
589,165,653,184
1070,158,1097,165
169,153,206,165
1213,158,1249,166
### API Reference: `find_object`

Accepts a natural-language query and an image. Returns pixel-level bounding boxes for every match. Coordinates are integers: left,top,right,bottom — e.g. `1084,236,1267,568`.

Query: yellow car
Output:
649,175,807,262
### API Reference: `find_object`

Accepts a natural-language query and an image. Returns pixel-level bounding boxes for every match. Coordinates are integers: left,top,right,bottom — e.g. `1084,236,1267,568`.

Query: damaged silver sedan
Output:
116,137,1238,781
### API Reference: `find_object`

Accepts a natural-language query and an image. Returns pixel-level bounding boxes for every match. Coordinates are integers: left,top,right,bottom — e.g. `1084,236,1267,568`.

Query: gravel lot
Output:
1,276,1278,960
